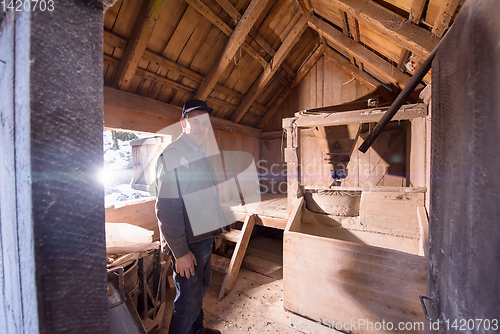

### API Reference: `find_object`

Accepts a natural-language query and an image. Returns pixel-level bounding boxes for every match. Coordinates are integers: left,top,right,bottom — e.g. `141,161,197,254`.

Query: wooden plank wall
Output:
262,54,375,132
259,137,287,194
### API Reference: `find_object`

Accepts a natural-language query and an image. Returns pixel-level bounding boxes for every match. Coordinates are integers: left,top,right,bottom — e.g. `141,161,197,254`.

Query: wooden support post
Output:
138,256,148,319
218,214,256,300
0,2,108,332
417,206,429,257
283,119,301,216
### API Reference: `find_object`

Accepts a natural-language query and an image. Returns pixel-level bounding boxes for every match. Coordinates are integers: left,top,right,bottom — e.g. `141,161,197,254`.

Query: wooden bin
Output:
284,190,427,334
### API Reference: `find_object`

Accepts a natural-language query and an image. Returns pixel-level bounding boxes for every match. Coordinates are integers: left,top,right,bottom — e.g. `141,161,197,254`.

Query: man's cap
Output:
182,99,213,118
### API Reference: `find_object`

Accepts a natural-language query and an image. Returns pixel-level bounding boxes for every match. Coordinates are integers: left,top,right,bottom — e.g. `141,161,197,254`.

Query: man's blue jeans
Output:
169,238,213,334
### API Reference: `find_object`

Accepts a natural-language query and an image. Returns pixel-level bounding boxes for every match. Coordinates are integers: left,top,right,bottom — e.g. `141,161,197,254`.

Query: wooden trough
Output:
284,189,428,334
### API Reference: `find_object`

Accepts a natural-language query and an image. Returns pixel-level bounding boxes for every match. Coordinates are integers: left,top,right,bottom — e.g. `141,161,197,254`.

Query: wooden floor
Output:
161,236,339,334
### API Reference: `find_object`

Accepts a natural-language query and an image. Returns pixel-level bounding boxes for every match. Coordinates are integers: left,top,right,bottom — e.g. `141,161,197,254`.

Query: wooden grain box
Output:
284,193,427,334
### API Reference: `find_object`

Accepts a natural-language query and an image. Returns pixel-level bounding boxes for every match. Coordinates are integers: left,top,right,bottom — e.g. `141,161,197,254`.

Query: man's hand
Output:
175,251,197,279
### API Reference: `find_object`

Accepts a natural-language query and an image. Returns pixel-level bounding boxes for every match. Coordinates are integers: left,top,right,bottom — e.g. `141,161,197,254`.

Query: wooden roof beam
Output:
399,0,429,71
113,0,166,91
409,0,429,24
214,0,276,57
104,55,267,114
296,0,312,13
291,103,427,127
316,0,439,57
230,12,312,123
308,16,422,92
103,30,268,113
346,15,360,42
432,0,464,37
185,0,268,68
194,0,269,100
104,86,262,137
257,41,326,128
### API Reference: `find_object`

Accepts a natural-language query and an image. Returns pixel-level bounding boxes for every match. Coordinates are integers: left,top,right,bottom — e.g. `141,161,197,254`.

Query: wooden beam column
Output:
283,118,301,216
113,0,166,90
194,0,269,100
0,2,108,332
231,12,312,123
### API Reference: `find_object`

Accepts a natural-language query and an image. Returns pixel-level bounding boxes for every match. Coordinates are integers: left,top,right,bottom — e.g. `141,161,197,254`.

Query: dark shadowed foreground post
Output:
0,1,109,333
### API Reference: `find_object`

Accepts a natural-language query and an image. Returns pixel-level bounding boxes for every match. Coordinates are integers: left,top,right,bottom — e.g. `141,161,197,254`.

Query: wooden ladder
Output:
216,214,256,300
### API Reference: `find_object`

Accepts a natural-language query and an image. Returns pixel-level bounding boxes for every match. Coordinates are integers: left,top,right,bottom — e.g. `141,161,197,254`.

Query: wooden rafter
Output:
399,0,428,72
397,49,411,71
346,14,360,42
339,10,349,35
257,42,326,128
185,0,268,68
409,0,428,24
308,16,422,91
103,30,268,113
296,0,312,13
194,0,269,100
214,0,276,57
323,47,396,102
113,0,166,90
432,0,464,37
230,12,312,124
312,0,439,57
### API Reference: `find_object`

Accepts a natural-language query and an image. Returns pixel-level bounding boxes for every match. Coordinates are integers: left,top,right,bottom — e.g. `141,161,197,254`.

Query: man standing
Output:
156,99,226,334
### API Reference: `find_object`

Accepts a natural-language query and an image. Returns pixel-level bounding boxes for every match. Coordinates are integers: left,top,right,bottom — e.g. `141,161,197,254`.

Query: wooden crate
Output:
284,191,427,334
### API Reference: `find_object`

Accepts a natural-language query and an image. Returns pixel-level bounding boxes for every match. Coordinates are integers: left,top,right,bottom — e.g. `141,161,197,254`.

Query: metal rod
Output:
358,45,439,153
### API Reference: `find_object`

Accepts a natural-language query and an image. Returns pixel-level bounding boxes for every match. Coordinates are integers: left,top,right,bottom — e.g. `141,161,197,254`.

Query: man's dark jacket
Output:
155,136,226,259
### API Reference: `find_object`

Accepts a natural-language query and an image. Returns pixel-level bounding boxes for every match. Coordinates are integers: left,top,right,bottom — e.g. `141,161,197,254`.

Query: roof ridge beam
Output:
113,0,166,90
230,12,312,124
194,0,270,100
